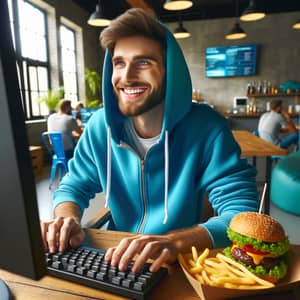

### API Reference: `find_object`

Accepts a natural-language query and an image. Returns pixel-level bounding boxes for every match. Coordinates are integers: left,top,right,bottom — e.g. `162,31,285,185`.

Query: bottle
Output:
257,81,263,94
247,83,251,95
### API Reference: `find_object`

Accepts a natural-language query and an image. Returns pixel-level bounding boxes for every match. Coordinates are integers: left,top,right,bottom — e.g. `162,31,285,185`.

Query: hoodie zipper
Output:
137,159,147,233
119,142,148,233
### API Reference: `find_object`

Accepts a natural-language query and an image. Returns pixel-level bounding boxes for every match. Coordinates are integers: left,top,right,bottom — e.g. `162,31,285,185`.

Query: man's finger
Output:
149,248,171,272
58,217,80,252
47,217,64,253
118,239,144,271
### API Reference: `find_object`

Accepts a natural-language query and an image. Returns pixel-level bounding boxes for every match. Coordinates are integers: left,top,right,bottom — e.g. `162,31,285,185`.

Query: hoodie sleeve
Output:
52,115,105,213
199,127,259,249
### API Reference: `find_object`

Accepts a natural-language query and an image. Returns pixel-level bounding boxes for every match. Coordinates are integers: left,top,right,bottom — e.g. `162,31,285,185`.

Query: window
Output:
59,25,78,105
8,0,50,119
7,0,83,120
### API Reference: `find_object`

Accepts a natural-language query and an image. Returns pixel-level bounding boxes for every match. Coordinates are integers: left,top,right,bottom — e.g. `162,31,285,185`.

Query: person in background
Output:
258,99,298,149
47,99,83,158
75,101,84,127
41,9,258,274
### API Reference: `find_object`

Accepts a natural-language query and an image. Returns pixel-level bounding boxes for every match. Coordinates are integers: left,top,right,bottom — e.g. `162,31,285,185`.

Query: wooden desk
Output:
0,229,299,300
232,130,287,214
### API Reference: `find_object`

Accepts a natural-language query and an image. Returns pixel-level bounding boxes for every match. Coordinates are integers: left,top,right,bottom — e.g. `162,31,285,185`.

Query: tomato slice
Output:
240,244,270,255
260,275,278,283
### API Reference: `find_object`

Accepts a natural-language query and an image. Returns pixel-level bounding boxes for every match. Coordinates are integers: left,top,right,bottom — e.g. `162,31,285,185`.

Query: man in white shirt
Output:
258,99,298,149
47,99,82,158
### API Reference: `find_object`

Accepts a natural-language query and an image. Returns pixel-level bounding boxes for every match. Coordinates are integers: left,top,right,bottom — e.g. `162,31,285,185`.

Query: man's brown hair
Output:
270,99,283,111
59,99,72,114
100,8,166,57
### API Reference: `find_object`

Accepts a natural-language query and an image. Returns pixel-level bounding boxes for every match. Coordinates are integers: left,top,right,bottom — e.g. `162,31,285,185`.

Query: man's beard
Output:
115,86,165,117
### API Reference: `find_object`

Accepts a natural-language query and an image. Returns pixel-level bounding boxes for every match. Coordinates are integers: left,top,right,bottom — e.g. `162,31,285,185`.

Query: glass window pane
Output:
37,67,48,91
31,91,40,116
60,26,75,50
35,36,47,61
29,66,38,91
19,0,47,61
24,90,30,119
61,49,76,71
60,24,78,103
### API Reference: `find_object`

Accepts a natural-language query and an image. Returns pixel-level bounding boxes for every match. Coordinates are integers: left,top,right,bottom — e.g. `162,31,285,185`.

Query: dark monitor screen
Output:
205,44,257,78
0,0,46,280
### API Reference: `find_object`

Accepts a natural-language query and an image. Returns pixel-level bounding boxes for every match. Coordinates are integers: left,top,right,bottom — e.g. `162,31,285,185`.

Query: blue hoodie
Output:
53,25,258,248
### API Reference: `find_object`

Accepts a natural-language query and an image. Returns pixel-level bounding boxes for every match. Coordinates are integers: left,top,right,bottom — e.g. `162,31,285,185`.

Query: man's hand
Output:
104,226,212,273
40,202,84,253
40,217,85,253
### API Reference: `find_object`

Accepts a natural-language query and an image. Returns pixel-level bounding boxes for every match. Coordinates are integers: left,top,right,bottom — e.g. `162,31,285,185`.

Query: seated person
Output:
258,99,298,149
41,8,258,274
47,99,83,158
75,101,84,127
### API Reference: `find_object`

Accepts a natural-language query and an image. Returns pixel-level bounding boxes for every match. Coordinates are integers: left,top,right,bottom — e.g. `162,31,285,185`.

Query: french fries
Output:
178,247,275,290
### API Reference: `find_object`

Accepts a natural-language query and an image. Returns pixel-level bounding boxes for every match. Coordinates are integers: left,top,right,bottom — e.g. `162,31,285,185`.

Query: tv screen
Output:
205,44,257,78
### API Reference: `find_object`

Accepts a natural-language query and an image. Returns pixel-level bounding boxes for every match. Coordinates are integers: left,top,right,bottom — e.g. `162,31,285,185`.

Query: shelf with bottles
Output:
247,92,300,97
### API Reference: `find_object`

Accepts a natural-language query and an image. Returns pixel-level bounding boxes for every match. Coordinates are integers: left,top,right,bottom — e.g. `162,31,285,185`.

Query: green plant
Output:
37,86,65,112
85,68,101,108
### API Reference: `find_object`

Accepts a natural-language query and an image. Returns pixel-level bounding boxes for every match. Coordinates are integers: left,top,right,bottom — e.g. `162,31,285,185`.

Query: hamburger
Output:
224,212,290,283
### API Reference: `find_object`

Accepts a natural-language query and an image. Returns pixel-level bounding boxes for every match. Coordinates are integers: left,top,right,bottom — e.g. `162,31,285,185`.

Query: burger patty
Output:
231,247,279,269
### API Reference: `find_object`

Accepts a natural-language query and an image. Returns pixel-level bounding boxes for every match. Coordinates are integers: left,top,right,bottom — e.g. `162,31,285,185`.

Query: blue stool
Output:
270,151,300,216
41,131,74,189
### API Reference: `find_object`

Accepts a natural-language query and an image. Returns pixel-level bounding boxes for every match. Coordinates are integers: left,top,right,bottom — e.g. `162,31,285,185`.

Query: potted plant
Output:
85,68,101,108
37,86,65,114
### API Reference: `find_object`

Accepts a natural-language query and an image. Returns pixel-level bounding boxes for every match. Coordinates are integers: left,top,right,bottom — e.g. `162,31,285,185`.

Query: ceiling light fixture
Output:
240,0,266,22
163,0,193,11
87,0,111,27
173,19,191,39
226,0,247,40
292,18,300,29
225,22,247,40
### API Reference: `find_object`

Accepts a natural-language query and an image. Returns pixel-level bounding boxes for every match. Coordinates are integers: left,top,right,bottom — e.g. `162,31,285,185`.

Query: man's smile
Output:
121,87,147,98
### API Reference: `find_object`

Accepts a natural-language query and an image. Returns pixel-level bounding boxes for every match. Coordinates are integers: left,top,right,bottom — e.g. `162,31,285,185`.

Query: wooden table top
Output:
0,229,299,300
232,130,288,157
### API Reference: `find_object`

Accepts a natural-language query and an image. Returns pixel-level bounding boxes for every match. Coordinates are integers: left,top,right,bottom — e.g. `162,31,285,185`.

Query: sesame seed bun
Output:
229,212,286,243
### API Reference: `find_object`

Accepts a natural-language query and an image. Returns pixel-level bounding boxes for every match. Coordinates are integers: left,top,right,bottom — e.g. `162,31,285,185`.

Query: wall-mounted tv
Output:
205,44,257,78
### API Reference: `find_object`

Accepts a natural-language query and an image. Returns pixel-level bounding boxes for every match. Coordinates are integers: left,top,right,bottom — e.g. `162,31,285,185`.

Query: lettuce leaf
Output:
227,228,290,256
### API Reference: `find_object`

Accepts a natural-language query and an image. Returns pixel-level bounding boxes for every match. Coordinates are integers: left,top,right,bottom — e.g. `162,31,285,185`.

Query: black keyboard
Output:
46,246,168,300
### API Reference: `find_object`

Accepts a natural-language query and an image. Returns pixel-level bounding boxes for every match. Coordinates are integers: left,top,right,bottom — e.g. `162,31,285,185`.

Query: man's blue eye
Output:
138,60,149,65
114,60,124,66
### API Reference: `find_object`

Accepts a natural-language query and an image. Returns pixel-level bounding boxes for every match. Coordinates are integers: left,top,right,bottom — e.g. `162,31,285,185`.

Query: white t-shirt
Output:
47,113,80,149
258,111,287,145
124,119,160,158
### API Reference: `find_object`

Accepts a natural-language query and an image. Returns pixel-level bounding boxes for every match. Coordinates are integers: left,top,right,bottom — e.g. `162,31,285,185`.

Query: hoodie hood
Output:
102,23,192,143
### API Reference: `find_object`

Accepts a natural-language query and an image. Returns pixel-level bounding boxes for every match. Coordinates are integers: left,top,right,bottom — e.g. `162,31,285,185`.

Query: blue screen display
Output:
205,44,257,78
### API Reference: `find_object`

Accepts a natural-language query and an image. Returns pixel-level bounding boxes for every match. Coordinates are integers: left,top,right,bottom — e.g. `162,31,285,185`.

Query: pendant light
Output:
87,0,111,27
163,0,193,11
225,0,246,40
240,0,266,22
173,18,191,39
292,19,300,29
225,22,247,40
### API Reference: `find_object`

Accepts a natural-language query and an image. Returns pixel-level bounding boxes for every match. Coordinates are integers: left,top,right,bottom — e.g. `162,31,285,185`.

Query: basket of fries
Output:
178,247,300,300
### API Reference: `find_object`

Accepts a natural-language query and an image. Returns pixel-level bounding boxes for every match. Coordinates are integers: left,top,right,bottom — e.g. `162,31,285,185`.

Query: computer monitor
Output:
0,0,46,286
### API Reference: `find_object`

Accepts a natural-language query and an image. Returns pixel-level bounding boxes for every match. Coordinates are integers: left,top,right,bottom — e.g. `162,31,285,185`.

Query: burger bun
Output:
230,212,286,243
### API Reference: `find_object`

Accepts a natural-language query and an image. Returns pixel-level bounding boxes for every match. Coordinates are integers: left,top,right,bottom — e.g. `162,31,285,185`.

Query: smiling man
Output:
41,8,258,274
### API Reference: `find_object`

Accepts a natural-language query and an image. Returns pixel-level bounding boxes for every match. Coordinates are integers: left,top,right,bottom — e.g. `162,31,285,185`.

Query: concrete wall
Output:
167,12,300,112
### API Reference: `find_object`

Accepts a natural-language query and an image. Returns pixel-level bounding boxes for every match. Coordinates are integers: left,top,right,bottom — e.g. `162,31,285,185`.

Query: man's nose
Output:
122,64,137,82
